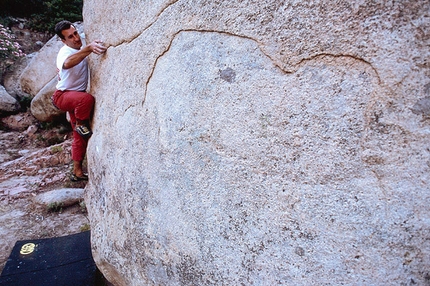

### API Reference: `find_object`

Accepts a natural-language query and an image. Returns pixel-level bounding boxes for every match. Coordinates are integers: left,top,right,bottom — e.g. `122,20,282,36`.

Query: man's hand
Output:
90,40,107,55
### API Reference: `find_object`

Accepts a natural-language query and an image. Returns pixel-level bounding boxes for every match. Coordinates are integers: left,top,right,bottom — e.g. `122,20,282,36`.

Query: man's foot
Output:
70,173,89,182
76,125,92,138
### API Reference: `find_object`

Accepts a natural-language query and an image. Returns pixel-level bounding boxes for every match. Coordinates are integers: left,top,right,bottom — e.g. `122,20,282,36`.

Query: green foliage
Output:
79,201,87,213
30,0,83,33
47,202,64,213
0,17,12,28
0,24,25,74
50,145,63,153
80,223,90,232
39,121,56,130
18,95,32,111
0,0,83,33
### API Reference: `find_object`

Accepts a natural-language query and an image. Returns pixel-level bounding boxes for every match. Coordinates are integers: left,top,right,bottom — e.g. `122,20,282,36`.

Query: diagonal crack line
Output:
141,29,291,106
109,0,180,49
115,104,136,125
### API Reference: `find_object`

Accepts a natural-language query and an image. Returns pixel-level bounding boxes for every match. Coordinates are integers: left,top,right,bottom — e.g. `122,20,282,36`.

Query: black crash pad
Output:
0,231,105,286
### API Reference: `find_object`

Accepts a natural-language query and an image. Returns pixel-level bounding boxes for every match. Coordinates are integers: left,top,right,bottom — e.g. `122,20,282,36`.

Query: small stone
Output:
24,125,38,137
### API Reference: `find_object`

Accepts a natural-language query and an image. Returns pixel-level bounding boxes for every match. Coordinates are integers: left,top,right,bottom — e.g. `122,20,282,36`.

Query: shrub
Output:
0,0,83,34
0,24,25,74
47,202,64,212
30,0,83,33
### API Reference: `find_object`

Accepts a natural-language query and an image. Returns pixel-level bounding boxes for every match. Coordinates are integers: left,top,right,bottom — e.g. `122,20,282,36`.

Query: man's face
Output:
61,26,82,50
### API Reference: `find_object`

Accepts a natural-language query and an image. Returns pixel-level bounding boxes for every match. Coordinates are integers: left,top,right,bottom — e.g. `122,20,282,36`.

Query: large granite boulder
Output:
83,1,430,285
20,34,63,97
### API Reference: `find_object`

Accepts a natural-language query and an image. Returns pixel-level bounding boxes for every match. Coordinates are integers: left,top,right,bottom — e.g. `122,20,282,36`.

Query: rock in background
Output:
3,54,35,101
83,1,430,285
30,77,64,122
19,33,63,97
0,86,20,115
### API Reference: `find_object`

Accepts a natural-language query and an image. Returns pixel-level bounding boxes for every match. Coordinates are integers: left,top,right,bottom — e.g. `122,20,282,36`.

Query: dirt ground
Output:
0,111,90,273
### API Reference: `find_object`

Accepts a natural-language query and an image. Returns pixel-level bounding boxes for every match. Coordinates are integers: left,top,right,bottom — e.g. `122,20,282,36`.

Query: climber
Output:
51,20,106,181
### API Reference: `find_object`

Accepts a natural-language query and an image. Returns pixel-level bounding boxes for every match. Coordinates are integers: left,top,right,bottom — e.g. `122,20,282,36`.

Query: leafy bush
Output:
18,95,32,111
30,0,83,33
47,202,64,212
0,0,83,34
0,24,25,74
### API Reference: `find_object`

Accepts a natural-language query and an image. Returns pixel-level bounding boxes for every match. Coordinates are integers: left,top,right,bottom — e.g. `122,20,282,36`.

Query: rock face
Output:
20,33,63,122
20,35,63,97
0,86,20,115
83,1,430,285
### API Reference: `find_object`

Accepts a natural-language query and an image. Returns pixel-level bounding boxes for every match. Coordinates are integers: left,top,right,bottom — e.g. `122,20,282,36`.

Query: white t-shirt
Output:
56,45,88,91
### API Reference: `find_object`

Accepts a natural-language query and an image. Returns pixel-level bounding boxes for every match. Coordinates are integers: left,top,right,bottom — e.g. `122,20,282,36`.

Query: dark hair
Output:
55,20,74,39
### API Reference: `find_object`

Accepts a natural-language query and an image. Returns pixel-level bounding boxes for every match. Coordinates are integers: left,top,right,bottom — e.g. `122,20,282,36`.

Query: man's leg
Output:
74,92,95,137
53,90,94,178
73,160,86,178
54,90,95,129
69,112,88,178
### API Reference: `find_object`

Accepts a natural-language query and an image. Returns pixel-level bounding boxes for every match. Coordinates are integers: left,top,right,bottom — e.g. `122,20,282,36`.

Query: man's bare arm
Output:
63,40,106,69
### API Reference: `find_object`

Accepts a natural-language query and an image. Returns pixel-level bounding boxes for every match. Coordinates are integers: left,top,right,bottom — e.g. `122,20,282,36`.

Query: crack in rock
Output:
141,29,381,106
109,0,180,49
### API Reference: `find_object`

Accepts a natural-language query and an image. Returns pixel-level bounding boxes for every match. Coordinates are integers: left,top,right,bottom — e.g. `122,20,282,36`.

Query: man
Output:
52,20,106,181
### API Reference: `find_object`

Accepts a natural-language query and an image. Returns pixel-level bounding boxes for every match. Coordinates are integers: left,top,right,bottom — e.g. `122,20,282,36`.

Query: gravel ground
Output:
0,112,89,272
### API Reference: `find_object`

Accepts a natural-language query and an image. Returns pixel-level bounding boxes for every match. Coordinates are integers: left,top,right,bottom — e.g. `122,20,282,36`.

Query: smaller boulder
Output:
3,53,35,100
30,77,64,122
23,124,38,137
19,37,63,97
0,85,20,115
34,188,85,208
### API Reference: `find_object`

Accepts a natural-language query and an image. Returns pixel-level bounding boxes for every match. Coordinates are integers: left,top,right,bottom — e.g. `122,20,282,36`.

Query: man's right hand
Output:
90,40,107,55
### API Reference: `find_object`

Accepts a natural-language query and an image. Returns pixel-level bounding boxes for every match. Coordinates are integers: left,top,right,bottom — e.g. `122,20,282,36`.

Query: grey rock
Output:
0,85,20,114
19,37,63,97
34,188,85,208
35,41,44,48
23,125,38,137
30,77,64,122
3,53,34,100
83,1,430,285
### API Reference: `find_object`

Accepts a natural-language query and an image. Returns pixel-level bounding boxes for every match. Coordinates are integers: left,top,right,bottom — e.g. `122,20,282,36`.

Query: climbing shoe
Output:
76,125,92,139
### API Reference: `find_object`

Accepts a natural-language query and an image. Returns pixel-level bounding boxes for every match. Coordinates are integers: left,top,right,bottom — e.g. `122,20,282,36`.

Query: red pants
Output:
53,90,95,161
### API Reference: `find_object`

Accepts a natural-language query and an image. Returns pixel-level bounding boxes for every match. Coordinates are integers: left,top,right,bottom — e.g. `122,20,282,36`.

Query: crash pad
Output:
0,231,105,285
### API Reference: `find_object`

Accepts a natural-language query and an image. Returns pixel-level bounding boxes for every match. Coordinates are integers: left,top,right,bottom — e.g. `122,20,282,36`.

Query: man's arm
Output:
63,40,107,69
